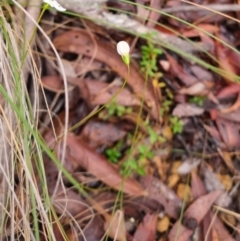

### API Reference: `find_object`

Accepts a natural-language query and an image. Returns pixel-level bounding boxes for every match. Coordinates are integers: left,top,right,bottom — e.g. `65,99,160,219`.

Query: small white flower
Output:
43,0,66,11
117,41,130,56
117,41,130,65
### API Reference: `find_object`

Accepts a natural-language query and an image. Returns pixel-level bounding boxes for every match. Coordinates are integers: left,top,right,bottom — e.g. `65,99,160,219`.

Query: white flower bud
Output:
43,0,66,11
116,41,130,56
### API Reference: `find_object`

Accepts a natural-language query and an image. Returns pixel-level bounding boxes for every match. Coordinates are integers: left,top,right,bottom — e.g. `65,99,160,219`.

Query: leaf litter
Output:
16,0,240,240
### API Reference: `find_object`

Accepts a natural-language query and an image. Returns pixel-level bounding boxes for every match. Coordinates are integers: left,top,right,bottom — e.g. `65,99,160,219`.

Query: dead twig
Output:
56,0,207,53
162,4,240,14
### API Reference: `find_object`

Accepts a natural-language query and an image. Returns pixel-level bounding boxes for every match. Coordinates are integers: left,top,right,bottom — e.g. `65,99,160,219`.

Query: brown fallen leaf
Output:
79,120,127,149
220,92,240,114
53,30,158,119
172,103,204,117
41,75,64,92
191,172,212,241
203,124,222,142
51,187,89,218
133,213,157,241
167,54,198,86
77,215,105,241
217,84,240,99
146,0,164,28
211,213,235,241
168,190,222,241
180,24,218,38
140,175,182,219
217,109,240,122
191,172,206,199
178,82,209,96
75,56,103,75
215,33,239,82
215,118,240,149
68,78,141,107
104,210,126,241
217,148,236,174
66,133,146,196
202,167,231,208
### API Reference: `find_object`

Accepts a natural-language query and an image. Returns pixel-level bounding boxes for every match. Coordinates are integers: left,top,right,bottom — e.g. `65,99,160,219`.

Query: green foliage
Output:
105,141,123,163
122,144,154,176
140,37,162,77
169,116,183,134
189,96,206,107
138,144,154,159
104,100,132,119
121,140,156,177
160,99,173,116
146,125,166,144
121,158,146,176
106,148,121,163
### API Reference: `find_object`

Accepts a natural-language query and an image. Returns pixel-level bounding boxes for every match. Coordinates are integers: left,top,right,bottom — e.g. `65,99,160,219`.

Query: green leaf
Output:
136,167,146,176
128,159,138,169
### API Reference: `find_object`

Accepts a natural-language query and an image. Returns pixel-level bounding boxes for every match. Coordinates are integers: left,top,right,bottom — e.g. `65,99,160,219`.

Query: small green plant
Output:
105,141,123,163
121,158,146,176
169,116,183,134
146,124,166,144
189,96,206,107
138,144,154,160
140,36,162,77
121,143,155,176
106,148,121,163
160,99,173,116
105,138,147,176
104,100,132,119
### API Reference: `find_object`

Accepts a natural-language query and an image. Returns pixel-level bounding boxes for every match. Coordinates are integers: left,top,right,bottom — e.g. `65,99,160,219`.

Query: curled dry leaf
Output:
172,103,204,117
